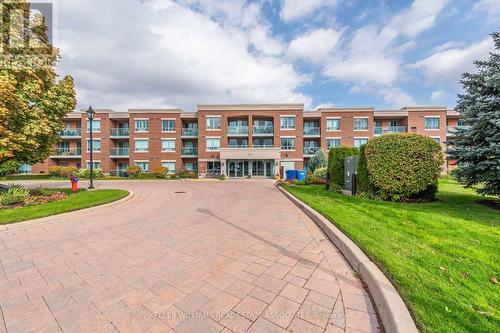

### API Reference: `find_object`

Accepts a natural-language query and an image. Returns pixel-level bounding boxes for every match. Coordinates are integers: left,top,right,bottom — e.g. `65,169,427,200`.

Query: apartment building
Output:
25,104,463,178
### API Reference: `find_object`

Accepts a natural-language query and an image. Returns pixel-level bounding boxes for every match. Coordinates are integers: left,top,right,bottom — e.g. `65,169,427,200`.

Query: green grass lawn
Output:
284,178,499,333
0,189,129,225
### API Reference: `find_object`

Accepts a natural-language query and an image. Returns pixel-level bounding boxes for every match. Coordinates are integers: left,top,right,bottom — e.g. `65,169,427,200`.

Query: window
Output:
134,120,149,132
326,138,341,149
431,137,441,144
207,162,221,176
135,161,149,172
86,120,101,132
254,138,273,147
326,118,341,131
161,139,176,152
86,161,101,169
162,119,176,132
280,117,295,129
354,138,368,147
19,164,32,174
86,140,101,152
280,137,295,150
206,117,221,130
184,162,198,172
134,139,149,152
354,118,369,130
161,161,175,173
206,138,220,151
425,117,440,130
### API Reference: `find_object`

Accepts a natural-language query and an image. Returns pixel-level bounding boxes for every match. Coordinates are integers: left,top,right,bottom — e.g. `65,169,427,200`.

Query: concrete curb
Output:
0,190,135,230
277,186,418,333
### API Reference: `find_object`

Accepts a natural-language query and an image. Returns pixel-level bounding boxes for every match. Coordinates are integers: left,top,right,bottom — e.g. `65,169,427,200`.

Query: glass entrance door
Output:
228,161,249,178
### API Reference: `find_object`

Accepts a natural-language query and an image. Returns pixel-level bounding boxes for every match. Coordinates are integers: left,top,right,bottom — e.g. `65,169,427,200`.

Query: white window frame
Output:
354,117,369,131
161,160,176,174
161,118,176,133
326,117,341,131
280,115,296,130
206,115,221,130
134,160,149,172
353,137,369,148
430,136,441,144
86,138,101,152
280,136,296,151
86,119,101,133
206,136,221,151
134,118,149,133
326,137,341,149
134,139,149,153
161,139,176,152
86,161,101,169
425,116,441,131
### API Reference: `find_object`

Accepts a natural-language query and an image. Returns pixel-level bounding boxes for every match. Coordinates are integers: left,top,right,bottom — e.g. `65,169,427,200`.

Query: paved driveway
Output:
0,180,380,333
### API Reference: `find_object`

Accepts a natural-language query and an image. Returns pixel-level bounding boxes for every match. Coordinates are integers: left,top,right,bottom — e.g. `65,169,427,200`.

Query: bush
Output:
364,133,443,201
77,168,104,179
304,174,327,185
327,147,359,191
48,166,62,177
178,169,197,179
126,166,141,178
313,167,327,180
309,150,327,172
218,174,226,180
1,186,30,206
61,166,78,178
153,166,169,178
292,179,305,185
356,145,371,194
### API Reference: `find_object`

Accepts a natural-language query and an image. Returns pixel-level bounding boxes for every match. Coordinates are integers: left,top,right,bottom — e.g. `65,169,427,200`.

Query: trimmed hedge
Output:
327,147,359,192
363,133,443,201
356,145,370,194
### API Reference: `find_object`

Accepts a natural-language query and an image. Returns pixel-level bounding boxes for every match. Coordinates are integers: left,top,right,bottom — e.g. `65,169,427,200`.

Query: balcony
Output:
374,126,407,135
303,146,321,156
51,148,81,158
59,128,81,138
110,128,130,137
227,126,249,136
253,126,274,136
181,128,198,137
110,148,129,158
181,147,198,157
303,127,320,137
109,170,128,177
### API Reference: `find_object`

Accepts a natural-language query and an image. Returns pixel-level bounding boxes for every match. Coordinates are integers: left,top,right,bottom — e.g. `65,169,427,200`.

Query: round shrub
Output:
61,166,78,178
313,167,327,180
153,166,169,178
126,166,141,178
77,168,104,179
364,133,443,201
48,166,62,177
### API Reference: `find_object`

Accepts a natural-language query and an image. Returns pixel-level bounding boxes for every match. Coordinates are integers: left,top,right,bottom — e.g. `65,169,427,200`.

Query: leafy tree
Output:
308,149,327,172
448,32,500,196
0,1,76,174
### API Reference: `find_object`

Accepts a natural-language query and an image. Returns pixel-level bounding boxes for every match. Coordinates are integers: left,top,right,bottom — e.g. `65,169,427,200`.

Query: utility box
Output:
344,156,359,195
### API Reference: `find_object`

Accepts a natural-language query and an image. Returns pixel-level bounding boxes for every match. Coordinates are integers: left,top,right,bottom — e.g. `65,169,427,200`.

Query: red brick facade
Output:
27,104,461,177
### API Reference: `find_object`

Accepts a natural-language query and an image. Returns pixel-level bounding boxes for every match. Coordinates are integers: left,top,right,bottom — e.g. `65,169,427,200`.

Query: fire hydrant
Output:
70,175,79,193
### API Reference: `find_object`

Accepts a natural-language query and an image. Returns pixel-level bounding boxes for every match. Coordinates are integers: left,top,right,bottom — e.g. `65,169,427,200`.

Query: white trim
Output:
133,160,149,163
424,116,441,118
353,116,369,119
86,138,101,141
134,138,150,141
280,135,296,138
85,160,101,162
326,116,341,119
279,115,296,118
133,118,149,120
326,137,342,140
205,115,222,118
161,118,176,120
353,137,370,139
206,136,221,139
161,160,176,162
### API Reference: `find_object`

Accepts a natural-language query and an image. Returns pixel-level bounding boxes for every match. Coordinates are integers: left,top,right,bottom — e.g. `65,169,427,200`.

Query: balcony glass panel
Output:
182,128,198,136
303,146,321,155
182,147,198,155
253,126,274,135
228,126,249,135
54,148,81,156
110,148,129,156
303,127,320,136
110,128,130,136
59,128,81,137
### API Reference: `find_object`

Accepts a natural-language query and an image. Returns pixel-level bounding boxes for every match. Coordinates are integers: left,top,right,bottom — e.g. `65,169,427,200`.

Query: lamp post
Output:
86,106,96,189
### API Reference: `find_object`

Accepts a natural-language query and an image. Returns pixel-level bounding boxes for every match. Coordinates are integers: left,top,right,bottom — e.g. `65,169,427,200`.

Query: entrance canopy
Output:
219,147,281,160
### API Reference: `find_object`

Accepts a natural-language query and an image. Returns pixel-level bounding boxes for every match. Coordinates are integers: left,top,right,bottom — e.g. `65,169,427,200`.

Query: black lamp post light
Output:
86,106,96,189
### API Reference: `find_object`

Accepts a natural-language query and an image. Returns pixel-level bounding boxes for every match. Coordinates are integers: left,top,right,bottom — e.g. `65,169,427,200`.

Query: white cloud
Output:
386,0,449,37
412,38,494,84
55,0,310,111
430,90,447,102
280,0,338,22
287,28,342,63
472,0,500,19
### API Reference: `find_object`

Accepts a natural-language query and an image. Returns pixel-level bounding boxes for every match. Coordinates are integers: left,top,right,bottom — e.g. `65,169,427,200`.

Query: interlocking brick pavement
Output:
0,180,381,332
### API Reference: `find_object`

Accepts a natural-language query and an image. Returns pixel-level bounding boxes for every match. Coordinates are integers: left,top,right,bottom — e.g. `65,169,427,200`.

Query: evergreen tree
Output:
448,32,500,196
0,0,76,174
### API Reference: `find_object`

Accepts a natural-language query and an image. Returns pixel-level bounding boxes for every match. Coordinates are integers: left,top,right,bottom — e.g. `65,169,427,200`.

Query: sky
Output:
53,0,499,112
